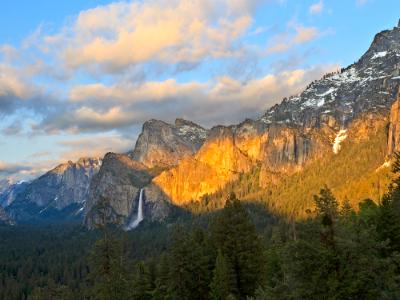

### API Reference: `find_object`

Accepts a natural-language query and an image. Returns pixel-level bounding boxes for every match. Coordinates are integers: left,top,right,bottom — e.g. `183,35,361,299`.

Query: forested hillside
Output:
3,154,400,299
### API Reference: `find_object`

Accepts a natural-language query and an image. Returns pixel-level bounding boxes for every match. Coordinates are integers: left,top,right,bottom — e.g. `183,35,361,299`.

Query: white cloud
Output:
40,0,258,73
0,0,338,181
57,134,133,160
32,64,338,133
309,1,324,15
266,22,319,54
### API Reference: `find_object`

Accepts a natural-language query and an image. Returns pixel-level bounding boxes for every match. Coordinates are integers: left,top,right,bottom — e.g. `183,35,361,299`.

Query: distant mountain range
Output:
2,22,400,228
3,158,101,224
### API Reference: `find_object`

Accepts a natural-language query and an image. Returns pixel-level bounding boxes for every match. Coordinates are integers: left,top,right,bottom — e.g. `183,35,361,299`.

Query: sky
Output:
0,0,399,181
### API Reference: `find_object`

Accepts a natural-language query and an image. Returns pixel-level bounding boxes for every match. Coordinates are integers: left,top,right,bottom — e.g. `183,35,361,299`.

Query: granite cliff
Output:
84,22,400,227
84,153,171,229
130,118,208,168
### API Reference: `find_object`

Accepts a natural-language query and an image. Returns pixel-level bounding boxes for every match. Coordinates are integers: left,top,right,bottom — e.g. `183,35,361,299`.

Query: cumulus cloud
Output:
2,121,23,136
31,64,338,133
0,62,61,117
0,159,62,181
39,0,259,73
0,0,336,181
0,160,47,182
0,161,32,177
309,1,324,15
57,134,134,159
0,133,134,181
266,22,319,54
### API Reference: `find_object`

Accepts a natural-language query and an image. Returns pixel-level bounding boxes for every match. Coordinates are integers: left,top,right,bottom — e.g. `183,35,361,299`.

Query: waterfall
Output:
125,188,144,230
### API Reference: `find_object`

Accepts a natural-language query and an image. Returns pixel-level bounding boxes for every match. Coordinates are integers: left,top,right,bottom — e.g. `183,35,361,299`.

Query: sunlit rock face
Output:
85,23,400,227
153,125,253,204
130,118,208,168
84,153,171,229
153,121,327,204
153,25,400,204
388,91,400,155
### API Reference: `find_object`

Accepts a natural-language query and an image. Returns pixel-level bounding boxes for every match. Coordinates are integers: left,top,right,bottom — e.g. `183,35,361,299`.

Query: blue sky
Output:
0,0,399,180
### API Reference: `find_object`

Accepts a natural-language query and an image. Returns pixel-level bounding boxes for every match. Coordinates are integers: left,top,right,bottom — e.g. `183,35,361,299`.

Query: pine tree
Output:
152,254,170,299
377,195,400,253
190,228,214,300
211,192,264,298
87,197,129,300
377,152,400,253
88,236,129,300
167,226,214,300
167,226,197,300
132,262,153,300
209,250,238,300
313,186,339,250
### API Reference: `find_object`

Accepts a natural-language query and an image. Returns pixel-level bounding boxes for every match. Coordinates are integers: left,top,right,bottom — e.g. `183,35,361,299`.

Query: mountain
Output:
7,157,102,223
152,23,400,209
82,22,399,227
0,180,29,208
130,118,208,169
261,25,400,128
84,119,207,228
84,153,172,229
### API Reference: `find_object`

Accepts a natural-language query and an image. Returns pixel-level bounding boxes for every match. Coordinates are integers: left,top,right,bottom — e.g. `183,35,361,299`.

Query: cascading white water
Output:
125,188,144,230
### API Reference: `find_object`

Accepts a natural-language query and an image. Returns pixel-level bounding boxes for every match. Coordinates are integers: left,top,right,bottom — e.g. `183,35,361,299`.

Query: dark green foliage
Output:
131,262,153,300
212,193,265,299
209,250,237,300
167,226,214,300
87,236,129,300
262,179,400,300
4,157,400,299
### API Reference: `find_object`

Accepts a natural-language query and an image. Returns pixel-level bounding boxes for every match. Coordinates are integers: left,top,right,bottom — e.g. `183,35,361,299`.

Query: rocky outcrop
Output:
130,118,208,168
153,125,253,204
7,157,102,222
84,153,171,228
153,119,331,203
388,90,400,154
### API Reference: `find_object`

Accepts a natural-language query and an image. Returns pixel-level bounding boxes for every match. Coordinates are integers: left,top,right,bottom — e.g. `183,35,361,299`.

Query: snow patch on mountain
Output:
317,87,337,97
178,125,208,141
371,51,388,59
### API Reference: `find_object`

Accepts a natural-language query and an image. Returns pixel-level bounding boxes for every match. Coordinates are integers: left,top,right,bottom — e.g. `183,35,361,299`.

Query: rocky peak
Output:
130,118,208,168
7,157,102,222
84,152,171,229
0,180,29,208
361,26,400,59
261,24,400,131
175,118,208,144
